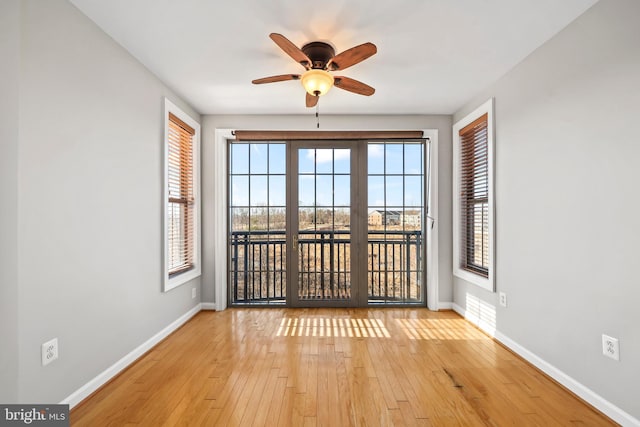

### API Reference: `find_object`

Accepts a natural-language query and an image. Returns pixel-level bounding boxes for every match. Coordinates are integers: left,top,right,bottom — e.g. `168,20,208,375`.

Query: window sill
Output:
164,266,201,292
453,267,494,292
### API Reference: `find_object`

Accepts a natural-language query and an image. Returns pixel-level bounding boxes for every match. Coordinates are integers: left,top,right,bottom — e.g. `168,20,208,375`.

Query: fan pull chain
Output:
316,101,320,129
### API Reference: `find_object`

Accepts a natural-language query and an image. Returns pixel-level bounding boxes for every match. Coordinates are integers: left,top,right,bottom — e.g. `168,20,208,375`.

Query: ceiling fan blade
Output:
270,33,311,69
306,92,319,108
334,77,375,96
326,42,377,71
252,74,300,84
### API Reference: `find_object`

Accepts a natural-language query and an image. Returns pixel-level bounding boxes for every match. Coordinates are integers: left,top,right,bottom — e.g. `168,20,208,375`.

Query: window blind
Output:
459,113,489,277
167,112,195,275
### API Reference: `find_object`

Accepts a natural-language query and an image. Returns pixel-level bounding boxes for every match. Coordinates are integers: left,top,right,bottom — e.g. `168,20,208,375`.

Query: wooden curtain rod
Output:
233,130,424,141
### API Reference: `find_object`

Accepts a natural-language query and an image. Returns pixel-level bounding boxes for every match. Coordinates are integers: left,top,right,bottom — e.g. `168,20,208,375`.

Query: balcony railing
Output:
229,229,423,305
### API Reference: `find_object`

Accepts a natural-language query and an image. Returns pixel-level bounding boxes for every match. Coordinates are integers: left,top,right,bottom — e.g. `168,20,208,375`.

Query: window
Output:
367,140,428,304
453,98,494,291
228,141,287,304
225,136,431,307
164,98,201,291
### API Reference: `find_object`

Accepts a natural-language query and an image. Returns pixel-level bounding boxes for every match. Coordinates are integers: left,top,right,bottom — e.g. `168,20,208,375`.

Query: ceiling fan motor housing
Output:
301,42,335,69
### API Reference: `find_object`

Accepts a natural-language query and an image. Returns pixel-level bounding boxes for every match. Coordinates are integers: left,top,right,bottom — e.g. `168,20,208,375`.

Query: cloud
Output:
368,144,384,158
231,183,248,206
307,148,350,164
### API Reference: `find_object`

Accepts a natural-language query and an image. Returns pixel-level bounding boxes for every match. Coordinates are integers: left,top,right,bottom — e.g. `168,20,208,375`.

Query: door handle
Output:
293,235,298,251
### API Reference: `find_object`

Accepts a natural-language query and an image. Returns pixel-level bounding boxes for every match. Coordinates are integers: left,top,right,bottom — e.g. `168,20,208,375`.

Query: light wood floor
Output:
71,308,614,426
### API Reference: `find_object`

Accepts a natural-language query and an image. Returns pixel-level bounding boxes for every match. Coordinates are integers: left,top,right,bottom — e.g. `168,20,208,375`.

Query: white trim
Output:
201,302,217,311
61,303,202,409
423,129,439,311
452,98,495,292
163,98,202,292
437,302,453,310
452,304,639,426
217,128,440,310
213,129,232,311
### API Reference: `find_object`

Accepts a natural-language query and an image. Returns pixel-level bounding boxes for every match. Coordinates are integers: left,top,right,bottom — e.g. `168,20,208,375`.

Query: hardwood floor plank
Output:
303,416,317,427
237,346,275,425
264,376,288,425
335,348,357,426
302,352,318,417
70,309,616,426
252,368,282,426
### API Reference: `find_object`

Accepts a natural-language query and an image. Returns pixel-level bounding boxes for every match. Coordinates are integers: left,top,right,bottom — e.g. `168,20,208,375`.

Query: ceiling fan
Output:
252,33,377,108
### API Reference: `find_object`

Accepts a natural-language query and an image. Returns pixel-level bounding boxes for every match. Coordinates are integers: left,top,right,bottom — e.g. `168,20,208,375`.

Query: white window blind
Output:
453,98,494,291
167,112,195,276
459,113,489,277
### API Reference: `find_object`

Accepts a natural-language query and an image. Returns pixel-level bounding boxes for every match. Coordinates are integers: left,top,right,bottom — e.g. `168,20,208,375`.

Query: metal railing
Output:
229,229,423,304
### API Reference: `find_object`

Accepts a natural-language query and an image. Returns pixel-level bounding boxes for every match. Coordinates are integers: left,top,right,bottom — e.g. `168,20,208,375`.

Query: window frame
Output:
452,98,495,292
227,140,288,305
366,140,429,305
163,98,201,292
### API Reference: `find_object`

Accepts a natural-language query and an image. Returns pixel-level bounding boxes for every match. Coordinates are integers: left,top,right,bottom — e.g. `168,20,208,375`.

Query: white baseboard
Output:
201,302,217,310
437,302,453,310
61,303,202,409
452,304,639,427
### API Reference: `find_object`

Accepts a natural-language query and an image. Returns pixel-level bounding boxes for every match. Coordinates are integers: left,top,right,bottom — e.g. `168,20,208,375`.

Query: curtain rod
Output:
233,130,424,141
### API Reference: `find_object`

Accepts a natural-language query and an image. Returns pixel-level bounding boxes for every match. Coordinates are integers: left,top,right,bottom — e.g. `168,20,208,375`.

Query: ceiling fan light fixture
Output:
253,34,376,106
301,69,334,96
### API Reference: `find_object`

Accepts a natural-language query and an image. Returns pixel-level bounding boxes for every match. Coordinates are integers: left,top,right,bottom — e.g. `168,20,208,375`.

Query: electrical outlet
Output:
42,338,59,366
499,292,507,307
602,334,619,361
192,287,197,299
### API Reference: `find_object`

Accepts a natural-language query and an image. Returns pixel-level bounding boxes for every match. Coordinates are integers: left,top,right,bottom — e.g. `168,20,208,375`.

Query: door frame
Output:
214,129,440,311
286,140,368,307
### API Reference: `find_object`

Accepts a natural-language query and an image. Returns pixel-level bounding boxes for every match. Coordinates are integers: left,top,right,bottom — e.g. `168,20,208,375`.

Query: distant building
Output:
368,210,401,226
400,210,421,227
368,210,383,226
368,209,422,227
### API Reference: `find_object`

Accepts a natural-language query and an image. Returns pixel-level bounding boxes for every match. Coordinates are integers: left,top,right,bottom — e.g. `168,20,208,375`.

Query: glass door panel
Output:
291,145,355,306
228,142,287,305
367,141,427,304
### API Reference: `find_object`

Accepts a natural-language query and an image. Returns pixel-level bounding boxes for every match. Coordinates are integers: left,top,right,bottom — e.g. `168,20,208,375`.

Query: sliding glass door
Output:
228,138,429,307
288,142,360,307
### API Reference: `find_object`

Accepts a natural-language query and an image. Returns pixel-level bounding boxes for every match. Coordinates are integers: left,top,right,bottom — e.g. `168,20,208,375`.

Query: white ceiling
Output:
69,0,597,115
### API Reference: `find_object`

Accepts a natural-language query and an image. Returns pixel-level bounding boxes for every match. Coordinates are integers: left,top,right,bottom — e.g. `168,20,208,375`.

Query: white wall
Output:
0,0,21,404
453,0,639,420
13,0,201,403
200,114,453,307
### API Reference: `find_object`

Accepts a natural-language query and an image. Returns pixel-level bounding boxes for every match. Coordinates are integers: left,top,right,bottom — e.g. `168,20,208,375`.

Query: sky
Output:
230,143,425,211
